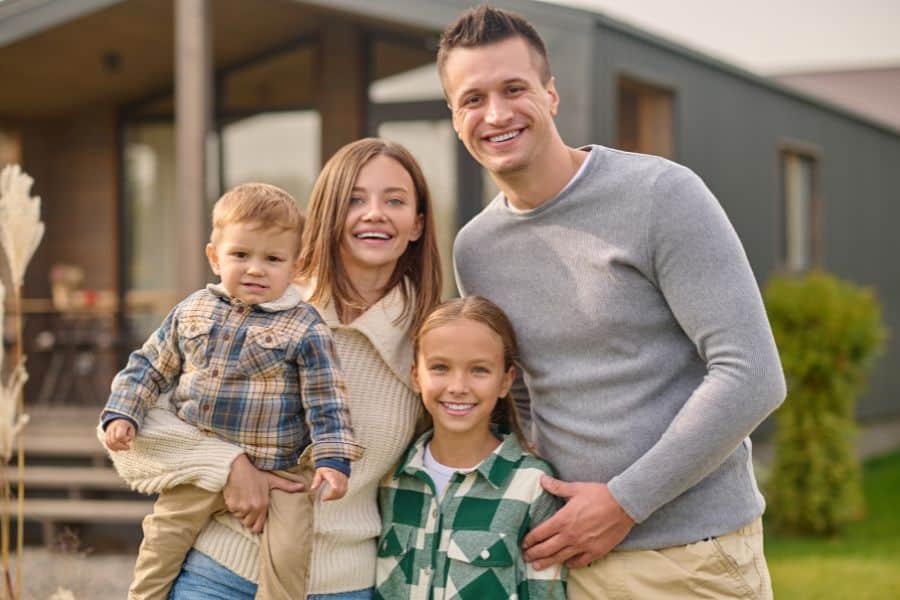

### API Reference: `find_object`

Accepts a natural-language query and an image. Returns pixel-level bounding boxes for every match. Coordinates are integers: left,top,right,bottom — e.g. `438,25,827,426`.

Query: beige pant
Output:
569,519,773,600
128,463,314,600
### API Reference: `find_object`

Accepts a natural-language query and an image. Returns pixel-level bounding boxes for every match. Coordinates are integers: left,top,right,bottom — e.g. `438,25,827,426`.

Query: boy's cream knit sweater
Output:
102,284,422,594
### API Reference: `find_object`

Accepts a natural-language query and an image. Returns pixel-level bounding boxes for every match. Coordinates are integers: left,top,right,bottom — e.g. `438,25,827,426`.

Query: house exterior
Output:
775,65,900,131
1,0,898,420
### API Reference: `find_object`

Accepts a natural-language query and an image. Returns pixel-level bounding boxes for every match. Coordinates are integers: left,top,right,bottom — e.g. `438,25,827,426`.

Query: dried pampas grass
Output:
0,164,44,599
0,165,45,288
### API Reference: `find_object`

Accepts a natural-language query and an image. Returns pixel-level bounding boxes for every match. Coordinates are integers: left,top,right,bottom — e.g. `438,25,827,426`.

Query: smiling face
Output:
206,222,299,304
339,154,425,283
413,317,515,444
443,36,560,176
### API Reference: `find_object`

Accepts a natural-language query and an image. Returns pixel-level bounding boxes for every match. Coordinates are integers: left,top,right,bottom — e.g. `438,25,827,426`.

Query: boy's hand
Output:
312,467,348,501
105,419,135,451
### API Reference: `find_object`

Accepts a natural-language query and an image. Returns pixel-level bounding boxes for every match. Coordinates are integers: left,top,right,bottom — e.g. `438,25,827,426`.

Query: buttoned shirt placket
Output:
198,299,250,432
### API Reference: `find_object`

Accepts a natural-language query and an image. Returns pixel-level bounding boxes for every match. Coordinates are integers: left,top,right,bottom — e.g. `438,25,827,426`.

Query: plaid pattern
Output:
375,431,566,600
103,285,362,470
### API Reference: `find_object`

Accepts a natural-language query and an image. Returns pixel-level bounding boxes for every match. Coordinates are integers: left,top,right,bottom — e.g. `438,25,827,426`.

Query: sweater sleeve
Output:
607,167,786,523
98,403,245,494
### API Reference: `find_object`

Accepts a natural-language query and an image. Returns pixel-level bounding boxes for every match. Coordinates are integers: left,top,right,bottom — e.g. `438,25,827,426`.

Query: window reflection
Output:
123,123,179,338
378,121,458,298
223,111,321,209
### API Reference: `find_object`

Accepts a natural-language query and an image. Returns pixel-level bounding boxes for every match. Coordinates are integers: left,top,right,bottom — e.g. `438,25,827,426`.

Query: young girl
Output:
375,296,566,600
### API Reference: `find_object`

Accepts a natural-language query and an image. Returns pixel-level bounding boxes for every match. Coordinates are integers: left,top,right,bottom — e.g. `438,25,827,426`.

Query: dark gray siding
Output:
591,24,900,420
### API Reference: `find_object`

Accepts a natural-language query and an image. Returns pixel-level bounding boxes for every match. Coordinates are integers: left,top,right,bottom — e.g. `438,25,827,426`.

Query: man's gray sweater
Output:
453,145,786,550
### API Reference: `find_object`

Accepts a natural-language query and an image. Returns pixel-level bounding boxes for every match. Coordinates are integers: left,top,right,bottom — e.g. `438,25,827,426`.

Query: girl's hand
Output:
224,454,306,533
105,419,135,451
312,467,348,501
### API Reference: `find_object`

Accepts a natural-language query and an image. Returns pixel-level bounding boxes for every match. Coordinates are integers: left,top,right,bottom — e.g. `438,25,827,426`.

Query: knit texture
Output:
105,283,422,593
97,404,242,494
454,145,786,550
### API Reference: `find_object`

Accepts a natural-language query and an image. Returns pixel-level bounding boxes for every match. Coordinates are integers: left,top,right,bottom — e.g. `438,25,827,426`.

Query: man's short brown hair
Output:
210,183,304,256
437,4,551,86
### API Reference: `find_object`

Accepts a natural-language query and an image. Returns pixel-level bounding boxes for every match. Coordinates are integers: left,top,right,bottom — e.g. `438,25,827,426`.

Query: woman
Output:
113,138,442,599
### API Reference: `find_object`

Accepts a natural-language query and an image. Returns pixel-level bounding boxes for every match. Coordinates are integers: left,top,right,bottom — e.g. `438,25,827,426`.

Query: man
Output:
444,5,785,598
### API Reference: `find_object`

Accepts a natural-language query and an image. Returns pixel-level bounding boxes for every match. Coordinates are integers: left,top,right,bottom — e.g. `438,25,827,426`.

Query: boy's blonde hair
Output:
211,183,305,256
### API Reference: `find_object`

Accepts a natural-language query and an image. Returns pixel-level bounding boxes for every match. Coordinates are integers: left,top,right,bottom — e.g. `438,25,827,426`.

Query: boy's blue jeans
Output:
169,549,374,600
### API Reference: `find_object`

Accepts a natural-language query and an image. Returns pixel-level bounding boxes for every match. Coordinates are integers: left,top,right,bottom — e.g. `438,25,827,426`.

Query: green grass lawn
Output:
765,449,900,599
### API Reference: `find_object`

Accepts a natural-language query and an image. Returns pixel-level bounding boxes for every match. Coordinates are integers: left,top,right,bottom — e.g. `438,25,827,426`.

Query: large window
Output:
123,122,180,338
122,41,321,337
617,76,675,159
222,111,320,210
780,149,820,271
368,36,480,298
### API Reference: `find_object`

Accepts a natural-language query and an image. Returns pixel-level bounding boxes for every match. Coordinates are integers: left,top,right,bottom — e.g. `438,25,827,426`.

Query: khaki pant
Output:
569,519,773,600
128,462,314,600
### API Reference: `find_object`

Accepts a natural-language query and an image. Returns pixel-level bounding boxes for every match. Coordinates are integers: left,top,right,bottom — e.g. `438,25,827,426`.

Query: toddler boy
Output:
101,183,363,600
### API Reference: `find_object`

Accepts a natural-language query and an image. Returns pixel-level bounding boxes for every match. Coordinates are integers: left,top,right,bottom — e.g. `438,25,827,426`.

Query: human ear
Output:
499,366,515,399
206,243,221,275
410,213,425,242
547,76,560,117
410,362,421,394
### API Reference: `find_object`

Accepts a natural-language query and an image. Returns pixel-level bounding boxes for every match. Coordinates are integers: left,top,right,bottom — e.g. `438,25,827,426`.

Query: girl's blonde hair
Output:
299,138,442,333
413,296,529,449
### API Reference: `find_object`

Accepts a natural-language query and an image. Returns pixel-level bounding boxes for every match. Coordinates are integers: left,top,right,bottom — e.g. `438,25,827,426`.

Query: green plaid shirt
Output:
376,431,566,600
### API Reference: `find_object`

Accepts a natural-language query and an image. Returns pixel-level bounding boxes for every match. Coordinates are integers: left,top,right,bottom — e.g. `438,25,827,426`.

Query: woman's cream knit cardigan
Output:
101,284,422,594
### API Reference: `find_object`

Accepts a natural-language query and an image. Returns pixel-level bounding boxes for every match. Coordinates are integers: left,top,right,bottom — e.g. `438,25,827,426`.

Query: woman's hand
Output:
223,454,306,533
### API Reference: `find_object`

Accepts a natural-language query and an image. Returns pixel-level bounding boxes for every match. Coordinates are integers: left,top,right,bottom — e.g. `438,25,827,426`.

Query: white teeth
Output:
356,232,391,240
489,130,520,143
444,403,474,411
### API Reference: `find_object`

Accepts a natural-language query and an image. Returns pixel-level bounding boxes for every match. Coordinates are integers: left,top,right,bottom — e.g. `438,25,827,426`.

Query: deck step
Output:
12,466,128,491
22,433,107,459
3,498,152,522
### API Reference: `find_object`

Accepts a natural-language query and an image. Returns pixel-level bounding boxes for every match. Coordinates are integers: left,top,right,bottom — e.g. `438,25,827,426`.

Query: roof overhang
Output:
0,0,125,48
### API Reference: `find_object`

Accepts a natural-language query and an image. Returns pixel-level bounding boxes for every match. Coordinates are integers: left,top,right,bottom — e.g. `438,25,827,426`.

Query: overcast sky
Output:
541,0,900,74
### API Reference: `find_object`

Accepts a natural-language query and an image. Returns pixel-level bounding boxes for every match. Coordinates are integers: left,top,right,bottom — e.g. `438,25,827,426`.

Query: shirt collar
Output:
396,429,527,490
206,282,304,312
305,280,415,391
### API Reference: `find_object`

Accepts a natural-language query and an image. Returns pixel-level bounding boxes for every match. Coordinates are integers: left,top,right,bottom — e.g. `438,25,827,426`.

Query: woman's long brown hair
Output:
298,138,442,333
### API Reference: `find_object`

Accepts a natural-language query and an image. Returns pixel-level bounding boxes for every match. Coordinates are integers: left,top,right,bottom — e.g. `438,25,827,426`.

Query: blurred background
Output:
0,0,897,598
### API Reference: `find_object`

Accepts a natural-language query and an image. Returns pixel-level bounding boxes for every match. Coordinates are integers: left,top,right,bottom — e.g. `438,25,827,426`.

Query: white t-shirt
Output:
423,443,474,496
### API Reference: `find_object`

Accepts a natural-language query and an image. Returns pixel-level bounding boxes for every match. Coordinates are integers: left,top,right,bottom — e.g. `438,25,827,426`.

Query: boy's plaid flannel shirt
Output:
103,284,363,470
376,431,566,600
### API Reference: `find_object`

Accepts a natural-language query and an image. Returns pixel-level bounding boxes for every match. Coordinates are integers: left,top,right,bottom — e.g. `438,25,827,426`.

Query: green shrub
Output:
764,272,887,535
